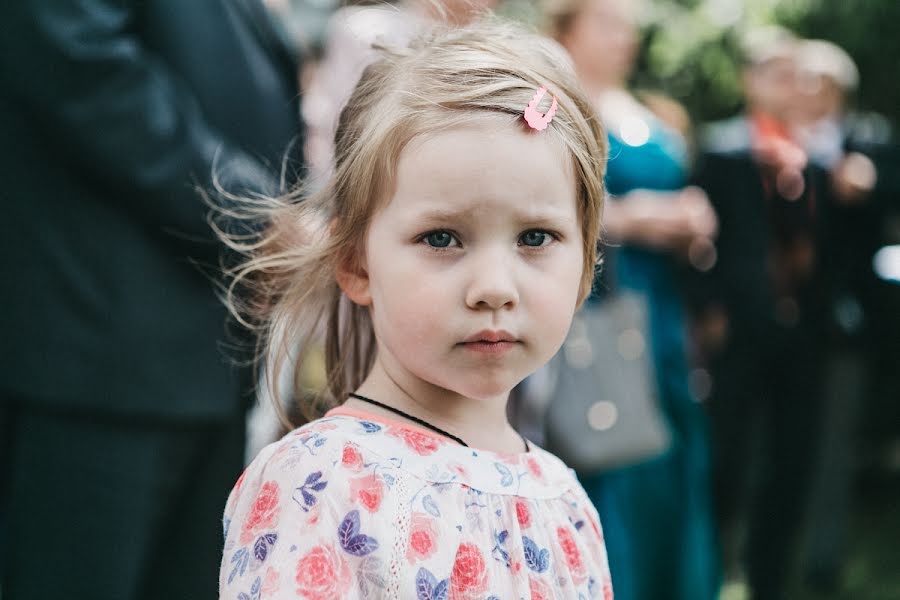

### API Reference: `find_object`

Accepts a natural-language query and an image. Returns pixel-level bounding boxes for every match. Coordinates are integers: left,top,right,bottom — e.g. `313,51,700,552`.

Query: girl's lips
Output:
461,340,518,354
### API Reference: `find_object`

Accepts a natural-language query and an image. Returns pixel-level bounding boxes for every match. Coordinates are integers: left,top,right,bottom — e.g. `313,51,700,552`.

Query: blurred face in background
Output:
558,0,638,89
743,55,801,123
796,74,845,124
438,0,499,24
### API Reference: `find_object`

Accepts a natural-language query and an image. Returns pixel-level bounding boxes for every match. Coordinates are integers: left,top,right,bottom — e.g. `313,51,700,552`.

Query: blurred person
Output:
693,26,831,600
544,0,721,598
0,1,302,599
303,0,497,186
793,38,900,593
219,19,616,599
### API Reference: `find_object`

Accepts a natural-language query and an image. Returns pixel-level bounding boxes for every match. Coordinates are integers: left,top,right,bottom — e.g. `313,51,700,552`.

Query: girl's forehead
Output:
380,120,578,222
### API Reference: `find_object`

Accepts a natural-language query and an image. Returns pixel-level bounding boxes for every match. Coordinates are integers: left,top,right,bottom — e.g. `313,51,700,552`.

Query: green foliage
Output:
626,0,899,126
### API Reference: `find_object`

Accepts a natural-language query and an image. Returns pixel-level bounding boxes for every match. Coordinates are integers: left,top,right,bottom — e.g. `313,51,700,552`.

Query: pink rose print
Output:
349,473,384,512
261,566,280,597
557,526,587,584
529,576,551,600
388,426,442,456
341,444,364,472
240,481,281,544
449,543,489,600
603,578,614,600
294,544,352,600
406,511,439,563
526,457,543,480
515,500,532,528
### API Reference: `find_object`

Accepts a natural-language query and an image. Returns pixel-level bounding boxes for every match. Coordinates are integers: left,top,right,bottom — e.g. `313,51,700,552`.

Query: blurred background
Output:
265,0,900,597
2,0,897,598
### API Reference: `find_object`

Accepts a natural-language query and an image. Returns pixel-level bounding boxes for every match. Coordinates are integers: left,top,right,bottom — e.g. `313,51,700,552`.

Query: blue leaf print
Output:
238,593,250,600
294,473,328,512
433,579,448,600
494,462,514,487
423,495,441,517
574,519,585,531
250,575,262,599
344,534,379,557
338,510,379,556
523,536,550,573
360,421,381,433
253,533,277,562
314,437,327,447
492,529,511,567
539,548,550,572
417,568,449,600
223,516,231,541
416,567,437,600
383,474,396,486
228,547,249,584
338,510,361,547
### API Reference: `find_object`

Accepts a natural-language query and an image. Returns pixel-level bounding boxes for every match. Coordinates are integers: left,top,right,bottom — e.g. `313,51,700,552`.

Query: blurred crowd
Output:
2,0,898,599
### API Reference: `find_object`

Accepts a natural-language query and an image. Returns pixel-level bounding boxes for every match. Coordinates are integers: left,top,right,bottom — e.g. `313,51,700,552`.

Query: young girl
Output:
219,19,612,599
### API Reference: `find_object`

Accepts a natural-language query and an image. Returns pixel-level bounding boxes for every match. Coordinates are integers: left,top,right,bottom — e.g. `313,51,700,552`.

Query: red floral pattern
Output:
449,543,489,600
557,526,587,584
515,499,532,528
529,575,551,600
341,444,364,472
294,544,351,600
349,473,384,512
406,511,440,563
388,425,442,456
240,480,281,544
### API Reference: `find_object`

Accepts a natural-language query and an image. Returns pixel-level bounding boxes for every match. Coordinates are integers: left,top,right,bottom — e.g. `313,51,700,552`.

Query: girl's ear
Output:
336,254,372,306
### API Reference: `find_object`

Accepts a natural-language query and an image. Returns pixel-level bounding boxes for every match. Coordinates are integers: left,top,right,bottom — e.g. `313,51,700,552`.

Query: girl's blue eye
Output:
423,231,456,248
520,230,551,247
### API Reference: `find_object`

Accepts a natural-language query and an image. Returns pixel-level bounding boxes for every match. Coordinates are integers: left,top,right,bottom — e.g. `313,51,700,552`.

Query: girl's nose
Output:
464,250,520,311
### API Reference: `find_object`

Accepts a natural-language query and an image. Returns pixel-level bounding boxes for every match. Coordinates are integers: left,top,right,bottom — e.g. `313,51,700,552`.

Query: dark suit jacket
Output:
0,0,302,418
690,116,828,347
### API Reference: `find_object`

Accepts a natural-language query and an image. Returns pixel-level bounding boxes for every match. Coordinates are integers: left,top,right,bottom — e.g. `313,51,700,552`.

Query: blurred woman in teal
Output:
544,0,721,597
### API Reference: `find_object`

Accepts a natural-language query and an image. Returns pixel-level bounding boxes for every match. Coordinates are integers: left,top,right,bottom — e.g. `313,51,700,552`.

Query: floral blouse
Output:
220,407,613,600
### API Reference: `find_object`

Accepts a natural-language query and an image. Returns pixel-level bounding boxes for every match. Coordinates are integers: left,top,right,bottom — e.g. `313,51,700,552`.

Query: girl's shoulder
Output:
220,416,407,599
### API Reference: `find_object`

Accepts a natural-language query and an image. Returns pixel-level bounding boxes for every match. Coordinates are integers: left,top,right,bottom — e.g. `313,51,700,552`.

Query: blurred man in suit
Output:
691,27,828,600
0,1,302,598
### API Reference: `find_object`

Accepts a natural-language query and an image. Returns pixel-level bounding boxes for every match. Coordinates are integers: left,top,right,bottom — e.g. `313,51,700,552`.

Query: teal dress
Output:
579,114,720,600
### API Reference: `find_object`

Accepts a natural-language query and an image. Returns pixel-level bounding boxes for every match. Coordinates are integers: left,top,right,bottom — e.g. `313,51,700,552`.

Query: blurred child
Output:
218,19,613,599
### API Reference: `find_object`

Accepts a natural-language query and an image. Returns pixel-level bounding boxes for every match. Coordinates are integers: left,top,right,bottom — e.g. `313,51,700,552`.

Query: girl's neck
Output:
345,357,526,454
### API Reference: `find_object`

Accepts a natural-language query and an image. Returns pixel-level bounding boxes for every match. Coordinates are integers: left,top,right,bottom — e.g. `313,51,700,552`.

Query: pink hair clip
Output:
523,87,558,131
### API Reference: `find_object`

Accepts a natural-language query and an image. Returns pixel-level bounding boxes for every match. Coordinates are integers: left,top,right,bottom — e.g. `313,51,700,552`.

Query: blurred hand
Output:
831,151,877,205
606,186,718,259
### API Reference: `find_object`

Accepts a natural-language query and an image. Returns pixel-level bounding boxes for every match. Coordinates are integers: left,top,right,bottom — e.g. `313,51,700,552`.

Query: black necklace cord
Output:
347,392,530,453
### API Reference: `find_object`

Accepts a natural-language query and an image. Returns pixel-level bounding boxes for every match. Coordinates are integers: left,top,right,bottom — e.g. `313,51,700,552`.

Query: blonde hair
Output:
218,18,607,424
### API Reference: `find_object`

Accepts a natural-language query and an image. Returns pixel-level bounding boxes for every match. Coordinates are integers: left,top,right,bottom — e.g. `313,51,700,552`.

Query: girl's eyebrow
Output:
413,205,576,225
414,207,478,221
